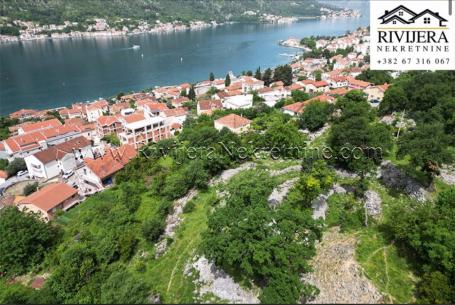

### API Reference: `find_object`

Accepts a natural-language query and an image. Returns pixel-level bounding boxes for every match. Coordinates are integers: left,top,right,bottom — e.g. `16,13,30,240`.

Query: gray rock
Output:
192,256,259,304
439,165,455,186
363,190,382,216
268,178,299,208
380,161,428,201
148,294,162,304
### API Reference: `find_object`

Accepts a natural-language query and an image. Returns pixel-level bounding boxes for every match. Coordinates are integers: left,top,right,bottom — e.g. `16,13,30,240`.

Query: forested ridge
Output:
1,0,324,24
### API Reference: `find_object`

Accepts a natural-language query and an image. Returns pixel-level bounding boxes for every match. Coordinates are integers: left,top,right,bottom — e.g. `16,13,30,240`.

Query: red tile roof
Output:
313,81,329,88
282,102,305,114
123,113,146,124
97,116,120,126
85,155,124,180
87,99,109,111
0,170,7,179
328,87,351,96
144,102,169,112
32,136,91,164
215,114,251,129
306,94,335,103
105,144,137,166
377,83,390,92
20,119,62,134
163,108,188,117
347,77,371,89
20,183,78,212
198,100,223,111
9,109,38,120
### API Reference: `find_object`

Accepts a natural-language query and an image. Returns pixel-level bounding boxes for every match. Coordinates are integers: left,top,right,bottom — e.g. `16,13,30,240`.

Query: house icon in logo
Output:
378,5,448,27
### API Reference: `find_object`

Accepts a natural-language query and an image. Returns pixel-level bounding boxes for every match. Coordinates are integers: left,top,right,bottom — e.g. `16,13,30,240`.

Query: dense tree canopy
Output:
356,69,392,85
398,123,453,179
202,170,321,303
387,188,455,303
0,207,58,276
299,100,331,131
273,65,293,86
329,91,393,173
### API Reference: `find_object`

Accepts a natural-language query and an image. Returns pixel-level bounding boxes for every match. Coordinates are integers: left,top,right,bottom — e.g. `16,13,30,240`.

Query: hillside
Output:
1,0,326,25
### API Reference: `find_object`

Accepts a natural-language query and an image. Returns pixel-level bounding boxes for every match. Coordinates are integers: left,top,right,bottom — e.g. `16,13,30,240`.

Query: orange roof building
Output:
214,114,251,134
19,183,79,221
84,155,124,187
18,118,62,135
197,100,223,116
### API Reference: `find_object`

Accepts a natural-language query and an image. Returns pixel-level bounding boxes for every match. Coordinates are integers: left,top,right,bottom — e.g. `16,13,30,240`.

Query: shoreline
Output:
0,13,361,45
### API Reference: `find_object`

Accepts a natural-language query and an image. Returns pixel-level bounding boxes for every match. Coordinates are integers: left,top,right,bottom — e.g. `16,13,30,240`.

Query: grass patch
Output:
356,227,416,304
140,189,217,303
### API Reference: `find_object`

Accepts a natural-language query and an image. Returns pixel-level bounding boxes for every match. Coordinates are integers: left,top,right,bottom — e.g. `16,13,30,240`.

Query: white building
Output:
223,94,253,109
25,136,93,180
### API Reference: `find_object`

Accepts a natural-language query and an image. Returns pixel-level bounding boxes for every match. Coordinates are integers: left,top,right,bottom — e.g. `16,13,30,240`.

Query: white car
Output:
17,170,28,177
62,171,74,180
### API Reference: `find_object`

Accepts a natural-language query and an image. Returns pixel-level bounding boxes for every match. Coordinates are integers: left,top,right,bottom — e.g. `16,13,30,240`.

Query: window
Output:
399,11,403,16
424,17,431,24
393,20,397,24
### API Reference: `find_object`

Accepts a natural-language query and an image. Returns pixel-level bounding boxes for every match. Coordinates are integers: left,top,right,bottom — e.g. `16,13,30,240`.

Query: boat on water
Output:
132,45,141,50
279,53,295,57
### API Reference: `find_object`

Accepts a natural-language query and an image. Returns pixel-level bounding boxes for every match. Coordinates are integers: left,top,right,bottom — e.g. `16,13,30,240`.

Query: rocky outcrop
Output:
188,256,260,304
379,161,428,201
301,227,384,304
439,165,455,186
363,190,382,216
334,168,359,179
303,123,330,141
311,184,346,220
268,178,299,208
155,189,199,258
209,162,256,185
268,165,301,177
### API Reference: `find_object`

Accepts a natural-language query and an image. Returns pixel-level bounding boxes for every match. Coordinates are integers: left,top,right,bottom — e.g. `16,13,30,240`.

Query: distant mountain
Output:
1,0,327,25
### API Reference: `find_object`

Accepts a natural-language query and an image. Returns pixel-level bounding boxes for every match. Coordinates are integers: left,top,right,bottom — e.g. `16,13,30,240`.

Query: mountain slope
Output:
1,0,325,24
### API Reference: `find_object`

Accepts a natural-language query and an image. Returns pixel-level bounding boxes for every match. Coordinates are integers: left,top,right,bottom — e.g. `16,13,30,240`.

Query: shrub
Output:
142,217,165,243
23,182,38,196
182,200,195,214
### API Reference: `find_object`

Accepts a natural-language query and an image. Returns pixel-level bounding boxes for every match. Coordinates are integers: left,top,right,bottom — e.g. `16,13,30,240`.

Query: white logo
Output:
370,0,455,70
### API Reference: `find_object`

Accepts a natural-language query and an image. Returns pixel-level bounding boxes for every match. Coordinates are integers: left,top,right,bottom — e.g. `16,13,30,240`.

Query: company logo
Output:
370,0,455,70
379,6,447,27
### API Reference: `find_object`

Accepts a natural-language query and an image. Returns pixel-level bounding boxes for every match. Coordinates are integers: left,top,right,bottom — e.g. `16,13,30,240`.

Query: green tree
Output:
291,90,309,102
202,170,321,304
188,86,196,100
224,74,231,87
209,72,215,81
273,64,293,86
102,133,121,146
398,123,453,179
0,207,57,276
254,67,262,80
299,101,330,131
314,70,322,81
6,158,26,177
329,93,393,173
23,182,38,196
262,68,273,86
100,266,150,304
378,85,408,115
142,218,165,243
356,69,392,85
0,159,8,170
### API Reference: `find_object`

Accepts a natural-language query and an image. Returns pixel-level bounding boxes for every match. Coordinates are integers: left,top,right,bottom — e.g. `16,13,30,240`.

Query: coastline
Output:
0,11,360,45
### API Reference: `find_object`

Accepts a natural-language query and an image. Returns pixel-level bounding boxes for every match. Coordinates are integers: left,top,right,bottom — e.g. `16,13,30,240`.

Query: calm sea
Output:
0,1,369,115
